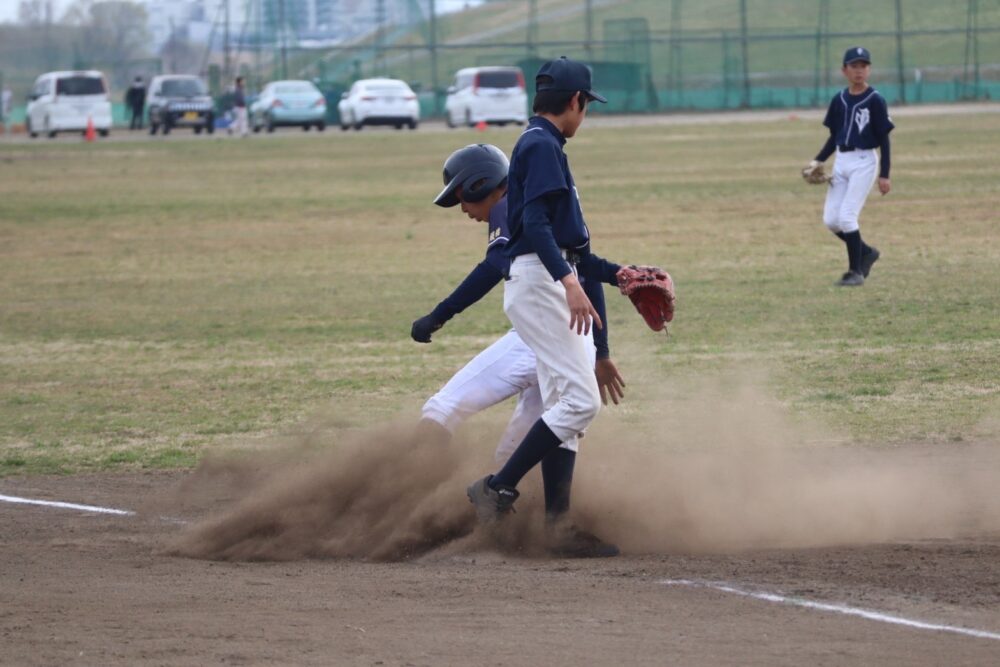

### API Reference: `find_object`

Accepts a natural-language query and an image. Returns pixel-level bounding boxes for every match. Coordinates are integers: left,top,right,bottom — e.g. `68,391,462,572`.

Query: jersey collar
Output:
527,115,567,146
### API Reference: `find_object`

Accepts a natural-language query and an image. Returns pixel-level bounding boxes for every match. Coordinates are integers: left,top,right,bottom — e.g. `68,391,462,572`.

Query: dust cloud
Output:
169,421,553,561
170,376,1000,561
573,376,1000,554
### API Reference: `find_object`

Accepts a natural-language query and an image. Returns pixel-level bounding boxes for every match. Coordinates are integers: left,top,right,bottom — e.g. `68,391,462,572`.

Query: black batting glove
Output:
410,313,443,343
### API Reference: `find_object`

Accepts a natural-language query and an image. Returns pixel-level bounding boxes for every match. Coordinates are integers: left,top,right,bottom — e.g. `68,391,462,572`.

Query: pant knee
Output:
570,386,602,426
420,396,457,433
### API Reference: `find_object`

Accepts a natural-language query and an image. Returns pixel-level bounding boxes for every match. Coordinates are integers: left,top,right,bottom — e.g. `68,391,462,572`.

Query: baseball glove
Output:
616,265,675,332
801,160,831,185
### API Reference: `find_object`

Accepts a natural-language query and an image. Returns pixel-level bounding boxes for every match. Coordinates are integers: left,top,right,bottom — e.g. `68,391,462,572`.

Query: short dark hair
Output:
532,76,587,114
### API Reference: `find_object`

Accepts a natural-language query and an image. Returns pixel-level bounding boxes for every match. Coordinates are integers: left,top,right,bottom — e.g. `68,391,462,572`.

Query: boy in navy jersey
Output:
465,57,627,557
806,46,894,286
412,143,625,556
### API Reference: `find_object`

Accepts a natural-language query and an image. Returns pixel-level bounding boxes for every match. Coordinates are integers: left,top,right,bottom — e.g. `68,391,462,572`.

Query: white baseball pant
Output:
823,148,879,234
503,253,601,443
421,329,594,463
231,106,248,137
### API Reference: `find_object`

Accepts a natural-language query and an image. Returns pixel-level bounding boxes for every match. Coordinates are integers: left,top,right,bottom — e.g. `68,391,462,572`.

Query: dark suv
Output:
147,75,215,135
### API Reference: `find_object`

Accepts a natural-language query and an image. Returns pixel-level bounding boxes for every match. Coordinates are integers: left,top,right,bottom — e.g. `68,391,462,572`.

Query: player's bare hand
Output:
595,358,625,405
562,274,602,335
878,177,891,195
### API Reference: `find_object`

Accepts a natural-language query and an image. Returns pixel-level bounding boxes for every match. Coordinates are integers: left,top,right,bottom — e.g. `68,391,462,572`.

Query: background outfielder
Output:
804,46,894,287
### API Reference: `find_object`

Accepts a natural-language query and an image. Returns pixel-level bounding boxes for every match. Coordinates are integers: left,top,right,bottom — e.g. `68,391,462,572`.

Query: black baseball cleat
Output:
836,270,865,287
466,475,519,524
546,524,620,559
861,247,880,278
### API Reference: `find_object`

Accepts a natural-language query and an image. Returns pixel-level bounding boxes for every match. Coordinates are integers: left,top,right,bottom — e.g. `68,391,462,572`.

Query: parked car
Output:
146,75,214,135
26,70,112,139
338,78,419,131
250,80,327,133
444,66,527,128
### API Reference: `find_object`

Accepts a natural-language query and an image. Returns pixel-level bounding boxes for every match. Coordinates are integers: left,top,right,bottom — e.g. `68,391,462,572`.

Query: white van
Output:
444,66,527,128
26,70,113,138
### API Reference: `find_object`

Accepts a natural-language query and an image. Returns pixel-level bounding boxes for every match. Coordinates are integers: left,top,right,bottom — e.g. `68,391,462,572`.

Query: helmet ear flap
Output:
462,177,490,203
433,144,509,207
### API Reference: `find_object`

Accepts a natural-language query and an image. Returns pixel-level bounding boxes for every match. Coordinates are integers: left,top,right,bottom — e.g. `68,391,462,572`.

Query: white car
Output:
26,70,112,139
338,78,419,131
444,66,527,128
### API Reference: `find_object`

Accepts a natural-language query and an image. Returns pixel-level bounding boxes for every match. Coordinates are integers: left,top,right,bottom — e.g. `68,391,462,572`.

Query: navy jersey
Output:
430,194,610,358
823,87,894,150
504,116,590,281
484,196,511,276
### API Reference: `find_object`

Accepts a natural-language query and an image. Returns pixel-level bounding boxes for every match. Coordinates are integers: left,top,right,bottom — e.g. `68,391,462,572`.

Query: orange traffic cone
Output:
84,116,96,142
475,120,487,132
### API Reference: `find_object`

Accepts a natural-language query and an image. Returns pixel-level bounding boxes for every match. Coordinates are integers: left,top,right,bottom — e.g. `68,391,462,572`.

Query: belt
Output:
561,249,583,265
837,145,856,152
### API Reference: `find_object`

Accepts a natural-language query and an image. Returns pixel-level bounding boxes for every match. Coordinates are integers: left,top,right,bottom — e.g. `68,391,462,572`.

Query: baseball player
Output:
465,57,631,557
411,143,625,556
805,46,894,286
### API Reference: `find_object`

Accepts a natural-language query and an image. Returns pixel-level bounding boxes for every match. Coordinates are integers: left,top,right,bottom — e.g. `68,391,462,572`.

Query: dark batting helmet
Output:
434,143,509,207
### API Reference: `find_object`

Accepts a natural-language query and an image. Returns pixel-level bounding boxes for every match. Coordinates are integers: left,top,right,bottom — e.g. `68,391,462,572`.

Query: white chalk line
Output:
661,579,1000,642
0,492,187,523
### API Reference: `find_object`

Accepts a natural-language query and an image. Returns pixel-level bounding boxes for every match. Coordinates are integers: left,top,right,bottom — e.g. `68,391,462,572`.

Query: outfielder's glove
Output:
410,313,443,343
801,160,831,185
616,265,675,332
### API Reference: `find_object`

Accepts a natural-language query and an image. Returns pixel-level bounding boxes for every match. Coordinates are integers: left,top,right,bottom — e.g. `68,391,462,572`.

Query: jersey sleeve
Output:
815,133,836,162
822,94,840,130
870,94,895,137
430,260,505,324
581,277,610,360
576,251,622,286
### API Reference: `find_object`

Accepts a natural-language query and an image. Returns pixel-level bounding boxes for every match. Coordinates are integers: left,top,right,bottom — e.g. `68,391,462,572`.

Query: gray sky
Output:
0,0,483,25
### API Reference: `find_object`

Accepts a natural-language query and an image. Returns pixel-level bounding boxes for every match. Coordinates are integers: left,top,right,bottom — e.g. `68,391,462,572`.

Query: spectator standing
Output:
229,76,248,137
125,76,146,130
1,86,12,134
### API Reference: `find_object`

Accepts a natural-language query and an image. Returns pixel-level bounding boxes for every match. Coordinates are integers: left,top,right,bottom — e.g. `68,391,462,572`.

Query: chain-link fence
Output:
287,0,1000,117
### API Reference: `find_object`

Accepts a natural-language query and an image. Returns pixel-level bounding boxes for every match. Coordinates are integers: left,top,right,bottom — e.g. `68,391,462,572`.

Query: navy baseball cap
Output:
843,46,872,65
535,56,607,103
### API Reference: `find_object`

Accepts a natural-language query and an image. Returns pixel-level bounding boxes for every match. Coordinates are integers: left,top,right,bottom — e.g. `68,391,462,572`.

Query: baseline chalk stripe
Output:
0,493,135,516
661,579,1000,642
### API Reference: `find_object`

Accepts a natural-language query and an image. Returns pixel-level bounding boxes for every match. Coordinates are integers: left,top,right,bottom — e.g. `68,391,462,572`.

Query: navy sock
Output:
541,447,576,520
490,418,562,490
842,230,863,273
836,230,872,256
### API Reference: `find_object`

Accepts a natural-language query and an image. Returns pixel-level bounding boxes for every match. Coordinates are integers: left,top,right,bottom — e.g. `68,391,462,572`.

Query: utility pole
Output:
894,0,905,103
375,0,386,75
527,0,537,57
278,0,288,79
223,0,231,81
584,0,593,59
738,0,750,108
963,0,980,97
813,0,830,105
667,0,682,107
429,0,439,113
255,0,262,87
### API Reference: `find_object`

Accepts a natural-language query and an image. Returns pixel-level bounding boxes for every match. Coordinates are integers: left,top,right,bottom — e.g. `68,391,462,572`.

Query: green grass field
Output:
1,109,998,476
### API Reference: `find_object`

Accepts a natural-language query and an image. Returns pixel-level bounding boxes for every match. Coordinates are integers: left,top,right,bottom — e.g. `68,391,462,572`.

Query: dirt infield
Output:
3,441,1000,666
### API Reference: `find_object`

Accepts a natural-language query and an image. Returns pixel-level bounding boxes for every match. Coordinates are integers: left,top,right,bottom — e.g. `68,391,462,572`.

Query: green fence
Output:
3,0,998,124
294,0,1000,116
